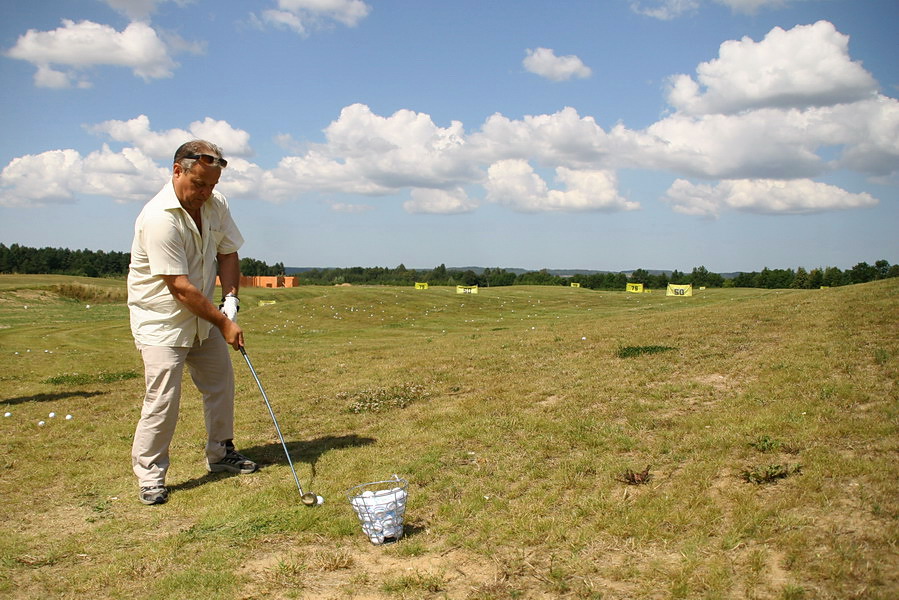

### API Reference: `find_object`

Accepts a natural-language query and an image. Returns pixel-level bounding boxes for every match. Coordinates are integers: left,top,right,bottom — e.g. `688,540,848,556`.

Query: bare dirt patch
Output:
239,541,503,599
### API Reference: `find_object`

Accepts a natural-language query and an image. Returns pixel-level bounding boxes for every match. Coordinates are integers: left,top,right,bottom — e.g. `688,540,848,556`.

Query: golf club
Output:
240,346,320,507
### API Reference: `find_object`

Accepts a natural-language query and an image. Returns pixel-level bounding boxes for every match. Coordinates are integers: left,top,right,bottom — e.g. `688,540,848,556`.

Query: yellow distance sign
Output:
626,283,644,293
570,282,581,288
415,282,429,290
456,285,479,294
666,284,693,297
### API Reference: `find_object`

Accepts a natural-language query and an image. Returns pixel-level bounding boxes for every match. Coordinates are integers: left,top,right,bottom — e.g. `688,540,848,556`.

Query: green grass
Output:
616,345,677,358
1,274,897,599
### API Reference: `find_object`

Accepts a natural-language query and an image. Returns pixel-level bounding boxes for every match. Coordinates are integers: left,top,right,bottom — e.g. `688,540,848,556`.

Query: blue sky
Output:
1,0,897,273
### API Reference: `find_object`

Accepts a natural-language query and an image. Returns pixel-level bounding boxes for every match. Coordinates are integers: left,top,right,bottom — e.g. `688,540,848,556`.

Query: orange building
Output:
216,275,299,288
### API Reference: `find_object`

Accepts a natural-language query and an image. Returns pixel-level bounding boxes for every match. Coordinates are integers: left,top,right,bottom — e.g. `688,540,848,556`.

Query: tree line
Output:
295,261,898,289
1,243,895,290
0,244,285,279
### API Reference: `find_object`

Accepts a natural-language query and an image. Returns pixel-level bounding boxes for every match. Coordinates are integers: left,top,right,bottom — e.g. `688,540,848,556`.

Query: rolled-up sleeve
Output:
211,194,244,255
142,212,190,276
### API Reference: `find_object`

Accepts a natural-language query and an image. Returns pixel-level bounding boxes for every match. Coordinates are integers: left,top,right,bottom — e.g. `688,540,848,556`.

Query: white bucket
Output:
347,476,408,545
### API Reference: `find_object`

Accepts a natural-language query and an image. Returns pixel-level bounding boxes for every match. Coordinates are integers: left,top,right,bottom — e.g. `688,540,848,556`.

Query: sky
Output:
1,0,897,273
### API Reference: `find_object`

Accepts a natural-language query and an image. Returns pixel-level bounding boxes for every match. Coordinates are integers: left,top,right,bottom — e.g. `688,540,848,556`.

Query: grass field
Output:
1,274,896,599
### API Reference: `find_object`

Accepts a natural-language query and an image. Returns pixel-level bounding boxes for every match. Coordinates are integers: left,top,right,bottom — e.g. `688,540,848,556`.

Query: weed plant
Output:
0,275,897,599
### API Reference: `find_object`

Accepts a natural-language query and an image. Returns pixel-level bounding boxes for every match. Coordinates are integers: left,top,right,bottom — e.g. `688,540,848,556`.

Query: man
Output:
127,140,256,506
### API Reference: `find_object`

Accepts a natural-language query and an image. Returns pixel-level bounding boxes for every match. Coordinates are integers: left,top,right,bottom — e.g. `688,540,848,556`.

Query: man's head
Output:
172,140,227,212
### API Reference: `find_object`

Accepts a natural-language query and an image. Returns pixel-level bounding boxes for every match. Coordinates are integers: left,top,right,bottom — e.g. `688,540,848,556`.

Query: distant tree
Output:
690,265,724,287
822,266,846,287
669,269,688,284
651,272,670,289
459,270,479,286
628,269,650,285
516,269,564,286
483,267,515,287
792,267,810,289
808,268,824,289
848,262,877,284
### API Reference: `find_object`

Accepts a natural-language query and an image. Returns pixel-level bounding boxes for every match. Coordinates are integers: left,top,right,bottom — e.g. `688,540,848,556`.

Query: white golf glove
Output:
220,294,239,322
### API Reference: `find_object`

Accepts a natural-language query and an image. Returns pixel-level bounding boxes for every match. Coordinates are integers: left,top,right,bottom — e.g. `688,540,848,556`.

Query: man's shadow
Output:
2,390,105,406
169,433,376,492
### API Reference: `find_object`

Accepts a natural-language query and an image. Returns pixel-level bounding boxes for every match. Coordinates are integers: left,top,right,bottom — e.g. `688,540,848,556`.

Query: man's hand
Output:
221,318,244,350
220,294,239,322
161,274,245,350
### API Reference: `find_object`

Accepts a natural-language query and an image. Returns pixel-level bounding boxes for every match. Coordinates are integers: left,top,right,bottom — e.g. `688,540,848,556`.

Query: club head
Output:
301,492,319,506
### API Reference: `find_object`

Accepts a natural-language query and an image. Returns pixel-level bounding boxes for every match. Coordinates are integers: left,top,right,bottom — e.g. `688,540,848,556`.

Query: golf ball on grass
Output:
38,421,45,426
4,412,10,418
48,412,55,418
66,414,73,420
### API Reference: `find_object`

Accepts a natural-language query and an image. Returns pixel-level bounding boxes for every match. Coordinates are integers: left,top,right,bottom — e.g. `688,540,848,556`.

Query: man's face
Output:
173,160,221,212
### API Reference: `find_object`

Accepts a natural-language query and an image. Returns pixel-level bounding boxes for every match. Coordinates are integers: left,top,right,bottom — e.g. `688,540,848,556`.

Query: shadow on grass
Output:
169,470,235,492
169,434,377,493
1,390,105,406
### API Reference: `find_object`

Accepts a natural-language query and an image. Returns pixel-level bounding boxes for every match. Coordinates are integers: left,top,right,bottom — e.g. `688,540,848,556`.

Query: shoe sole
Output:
208,463,257,474
139,494,168,505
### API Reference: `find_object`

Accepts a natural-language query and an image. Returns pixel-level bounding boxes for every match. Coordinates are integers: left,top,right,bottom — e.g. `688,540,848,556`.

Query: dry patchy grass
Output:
1,275,897,599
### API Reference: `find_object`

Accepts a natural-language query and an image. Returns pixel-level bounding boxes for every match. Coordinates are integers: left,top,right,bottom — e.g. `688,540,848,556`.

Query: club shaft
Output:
240,347,305,498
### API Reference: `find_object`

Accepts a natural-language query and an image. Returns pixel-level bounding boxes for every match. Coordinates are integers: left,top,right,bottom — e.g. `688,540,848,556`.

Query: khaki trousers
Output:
132,327,234,488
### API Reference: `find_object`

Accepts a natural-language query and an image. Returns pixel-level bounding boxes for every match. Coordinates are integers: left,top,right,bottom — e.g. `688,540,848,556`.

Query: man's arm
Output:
217,252,240,297
161,274,244,349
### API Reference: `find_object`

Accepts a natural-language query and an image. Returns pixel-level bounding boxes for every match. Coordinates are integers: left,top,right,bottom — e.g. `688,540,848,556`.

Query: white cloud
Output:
5,20,179,87
631,0,790,20
87,115,253,158
486,160,638,213
330,202,375,213
523,48,592,82
630,0,700,20
256,0,371,35
81,145,170,202
713,0,789,15
663,178,878,217
2,18,895,217
667,21,877,115
0,150,83,206
261,104,477,201
470,107,614,168
642,94,899,181
0,146,166,207
206,157,264,199
405,188,478,214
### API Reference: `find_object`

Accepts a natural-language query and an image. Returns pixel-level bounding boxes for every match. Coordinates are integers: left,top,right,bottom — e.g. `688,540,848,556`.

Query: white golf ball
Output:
65,414,73,420
48,412,56,418
4,412,11,417
362,490,374,498
316,495,325,505
38,420,45,426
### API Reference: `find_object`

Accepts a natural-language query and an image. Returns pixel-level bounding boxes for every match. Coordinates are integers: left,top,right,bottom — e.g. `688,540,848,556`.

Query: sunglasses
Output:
184,153,228,168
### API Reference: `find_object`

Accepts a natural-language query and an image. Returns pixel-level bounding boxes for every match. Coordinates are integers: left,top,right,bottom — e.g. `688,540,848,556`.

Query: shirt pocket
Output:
209,227,226,251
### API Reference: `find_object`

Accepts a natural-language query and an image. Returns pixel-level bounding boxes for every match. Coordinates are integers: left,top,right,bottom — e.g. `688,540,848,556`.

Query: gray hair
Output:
173,140,225,172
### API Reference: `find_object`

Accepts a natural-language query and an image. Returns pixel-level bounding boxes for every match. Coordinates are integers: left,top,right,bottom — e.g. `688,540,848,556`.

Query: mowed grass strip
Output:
0,275,896,599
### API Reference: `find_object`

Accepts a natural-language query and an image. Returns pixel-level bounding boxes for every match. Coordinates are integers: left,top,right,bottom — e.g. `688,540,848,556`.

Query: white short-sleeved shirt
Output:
127,180,244,347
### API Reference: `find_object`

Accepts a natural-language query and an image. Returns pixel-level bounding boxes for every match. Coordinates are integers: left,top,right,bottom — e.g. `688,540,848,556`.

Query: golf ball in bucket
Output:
348,480,408,545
